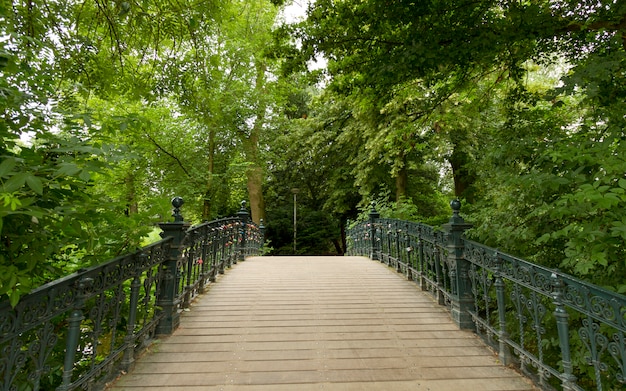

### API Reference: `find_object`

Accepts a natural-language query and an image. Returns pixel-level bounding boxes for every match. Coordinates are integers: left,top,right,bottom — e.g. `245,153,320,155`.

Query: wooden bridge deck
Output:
108,256,536,391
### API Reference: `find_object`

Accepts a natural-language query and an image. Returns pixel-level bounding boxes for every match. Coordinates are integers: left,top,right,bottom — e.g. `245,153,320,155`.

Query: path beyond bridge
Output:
108,256,536,391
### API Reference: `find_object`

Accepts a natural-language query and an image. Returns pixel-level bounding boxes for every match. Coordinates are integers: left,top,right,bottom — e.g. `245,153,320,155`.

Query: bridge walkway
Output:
107,256,536,391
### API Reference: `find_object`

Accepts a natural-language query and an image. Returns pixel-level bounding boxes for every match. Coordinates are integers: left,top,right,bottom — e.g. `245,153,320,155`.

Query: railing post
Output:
219,229,227,274
434,246,445,305
493,251,512,365
369,202,380,260
417,230,426,290
395,225,402,272
405,223,413,280
237,201,249,262
121,264,142,370
209,234,218,282
443,199,474,330
198,226,209,293
551,272,577,390
259,218,266,250
58,276,93,391
156,197,189,336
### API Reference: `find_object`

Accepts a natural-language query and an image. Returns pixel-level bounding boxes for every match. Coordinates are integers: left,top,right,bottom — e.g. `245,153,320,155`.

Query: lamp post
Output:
291,188,300,253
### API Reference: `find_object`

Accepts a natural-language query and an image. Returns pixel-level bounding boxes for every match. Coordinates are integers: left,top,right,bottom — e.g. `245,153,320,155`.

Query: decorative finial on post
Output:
237,200,249,222
369,201,380,218
171,196,184,222
259,218,266,247
448,198,464,224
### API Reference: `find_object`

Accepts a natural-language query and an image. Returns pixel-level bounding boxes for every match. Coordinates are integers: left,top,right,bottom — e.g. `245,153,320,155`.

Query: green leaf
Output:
2,172,28,192
9,289,20,308
0,158,17,177
79,170,91,182
9,197,21,211
8,274,16,291
55,163,81,177
535,233,551,244
25,175,43,195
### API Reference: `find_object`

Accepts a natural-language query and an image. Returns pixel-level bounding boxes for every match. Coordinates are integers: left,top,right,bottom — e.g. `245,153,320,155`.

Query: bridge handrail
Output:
347,201,626,391
0,198,263,391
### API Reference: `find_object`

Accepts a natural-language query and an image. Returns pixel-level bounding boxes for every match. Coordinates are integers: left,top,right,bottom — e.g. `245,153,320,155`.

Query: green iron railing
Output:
0,198,263,391
347,200,626,391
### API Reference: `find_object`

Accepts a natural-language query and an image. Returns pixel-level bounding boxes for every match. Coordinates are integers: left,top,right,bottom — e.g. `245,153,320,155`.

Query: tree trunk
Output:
202,127,216,220
449,142,475,202
246,165,265,224
125,169,138,216
243,60,267,225
332,239,344,255
395,152,408,202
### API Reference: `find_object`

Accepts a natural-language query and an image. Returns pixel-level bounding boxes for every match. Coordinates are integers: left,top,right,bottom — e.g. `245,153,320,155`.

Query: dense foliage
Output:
282,0,626,292
0,0,284,304
2,0,626,305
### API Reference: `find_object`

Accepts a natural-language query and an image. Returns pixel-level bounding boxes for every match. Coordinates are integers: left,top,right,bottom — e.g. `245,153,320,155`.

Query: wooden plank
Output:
107,256,536,391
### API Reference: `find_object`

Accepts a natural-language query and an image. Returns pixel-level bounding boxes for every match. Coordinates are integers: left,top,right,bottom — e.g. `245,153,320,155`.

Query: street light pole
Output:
291,188,299,254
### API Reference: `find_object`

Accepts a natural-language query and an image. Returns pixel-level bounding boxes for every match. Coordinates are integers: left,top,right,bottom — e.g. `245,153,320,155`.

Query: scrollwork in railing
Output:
465,241,554,296
0,197,264,391
608,332,626,383
418,223,438,245
513,347,558,387
346,199,626,390
466,242,626,390
174,207,263,311
463,241,493,268
562,282,625,330
177,216,248,308
579,318,609,379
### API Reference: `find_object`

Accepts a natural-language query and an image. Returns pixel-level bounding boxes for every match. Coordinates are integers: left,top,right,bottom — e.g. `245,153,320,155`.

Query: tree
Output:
467,63,626,290
288,0,625,190
0,0,290,303
282,0,626,286
264,80,451,254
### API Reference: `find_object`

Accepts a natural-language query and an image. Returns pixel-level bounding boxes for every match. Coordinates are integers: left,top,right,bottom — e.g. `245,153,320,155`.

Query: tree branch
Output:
94,0,125,72
560,15,626,34
144,132,192,177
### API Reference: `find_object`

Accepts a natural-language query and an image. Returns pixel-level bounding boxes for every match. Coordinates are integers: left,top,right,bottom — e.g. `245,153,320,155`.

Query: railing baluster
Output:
122,269,142,370
369,203,380,261
0,195,264,390
494,251,511,365
405,224,413,280
551,272,577,390
58,277,92,391
182,232,194,309
395,226,402,273
418,237,425,291
200,232,210,289
433,247,444,305
237,201,249,263
346,198,626,390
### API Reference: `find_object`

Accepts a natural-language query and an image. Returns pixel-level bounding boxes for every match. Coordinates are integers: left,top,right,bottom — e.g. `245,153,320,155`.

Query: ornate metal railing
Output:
347,200,626,391
0,198,263,391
